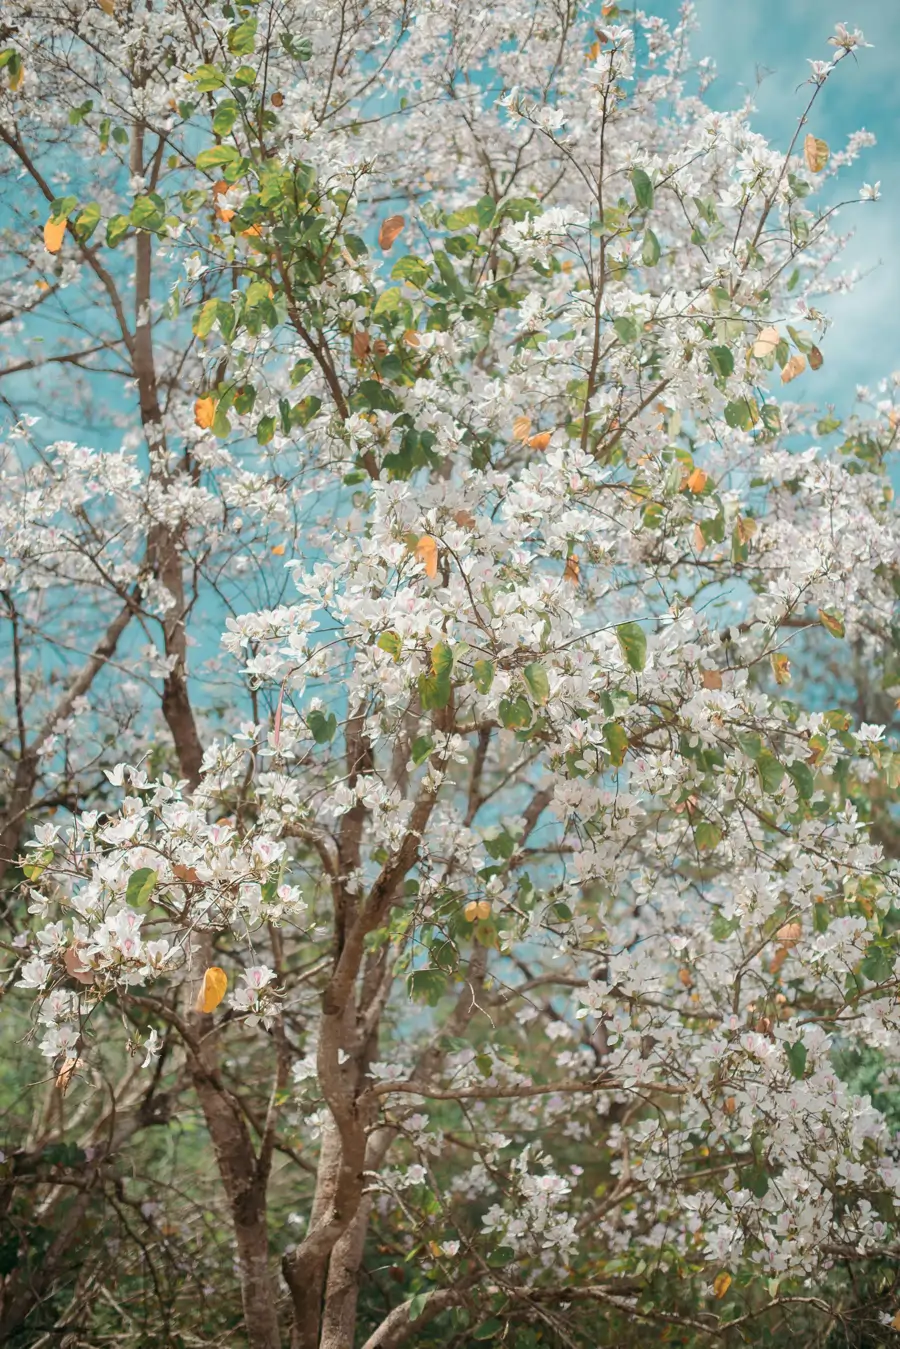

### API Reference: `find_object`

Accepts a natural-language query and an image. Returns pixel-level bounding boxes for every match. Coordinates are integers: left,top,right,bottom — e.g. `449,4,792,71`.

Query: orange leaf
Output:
194,395,215,429
43,217,66,254
771,652,791,686
173,863,201,884
752,325,780,359
55,1056,80,1095
693,524,706,552
98,0,115,11
196,966,228,1014
35,279,50,292
686,467,708,494
776,922,802,948
271,91,284,108
781,353,806,384
528,431,552,450
378,215,405,250
240,223,263,238
803,134,829,174
563,555,580,585
271,543,286,556
403,328,421,348
476,900,491,919
216,205,235,222
352,330,370,360
713,1271,732,1299
512,415,532,441
212,179,229,197
453,509,476,528
464,901,478,922
809,345,823,371
701,669,722,691
415,535,438,580
64,946,95,985
723,1096,737,1116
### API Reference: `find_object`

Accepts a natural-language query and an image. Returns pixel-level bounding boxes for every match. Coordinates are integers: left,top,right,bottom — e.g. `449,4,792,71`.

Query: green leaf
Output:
130,193,166,232
73,202,101,242
641,228,660,266
603,722,628,767
736,731,762,760
377,631,402,661
499,696,532,730
786,761,815,801
196,144,240,171
391,255,432,287
193,299,221,339
473,659,494,694
212,99,239,136
695,821,722,852
307,710,337,744
418,671,451,711
227,18,258,55
818,609,845,640
430,642,453,678
613,316,638,345
708,345,734,379
724,398,759,430
50,195,78,223
407,971,444,1008
757,751,785,795
616,621,647,672
189,63,226,92
523,662,550,704
281,34,313,62
411,735,434,767
105,214,130,248
786,1041,807,1079
125,867,157,907
256,415,276,445
631,168,654,212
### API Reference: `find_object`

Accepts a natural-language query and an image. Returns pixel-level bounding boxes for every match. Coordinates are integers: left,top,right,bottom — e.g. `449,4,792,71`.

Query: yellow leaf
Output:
464,901,478,922
781,353,806,384
512,415,532,441
194,395,215,429
196,966,228,1014
271,543,286,556
803,134,829,174
686,467,708,494
476,900,491,919
564,555,580,585
98,0,115,11
378,215,405,251
701,669,722,691
734,516,757,544
713,1271,732,1299
415,535,438,580
35,279,50,293
752,325,780,359
771,653,791,686
43,217,66,255
892,1311,900,1332
528,431,552,451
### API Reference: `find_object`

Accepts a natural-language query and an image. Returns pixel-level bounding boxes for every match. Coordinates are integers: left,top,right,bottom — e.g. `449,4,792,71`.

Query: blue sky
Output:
655,0,899,407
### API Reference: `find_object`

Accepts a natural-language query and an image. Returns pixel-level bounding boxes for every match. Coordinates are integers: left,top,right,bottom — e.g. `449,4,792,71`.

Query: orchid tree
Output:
2,2,900,1346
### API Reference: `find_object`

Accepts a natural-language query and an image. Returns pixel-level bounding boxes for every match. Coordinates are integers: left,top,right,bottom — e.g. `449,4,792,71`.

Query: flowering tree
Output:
2,2,900,1345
